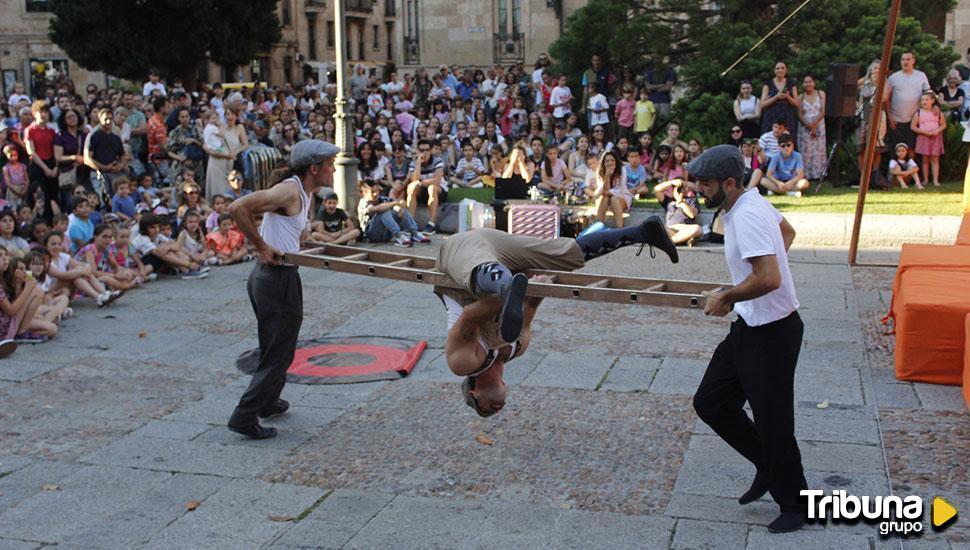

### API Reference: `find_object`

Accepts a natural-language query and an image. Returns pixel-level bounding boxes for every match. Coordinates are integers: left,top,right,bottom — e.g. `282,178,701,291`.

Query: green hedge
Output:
446,187,495,203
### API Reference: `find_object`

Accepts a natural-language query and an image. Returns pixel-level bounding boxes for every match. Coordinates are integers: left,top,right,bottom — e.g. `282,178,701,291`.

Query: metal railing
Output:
493,32,524,64
404,36,420,65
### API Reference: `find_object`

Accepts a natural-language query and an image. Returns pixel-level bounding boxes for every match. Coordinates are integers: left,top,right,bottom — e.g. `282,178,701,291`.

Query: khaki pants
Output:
436,229,585,296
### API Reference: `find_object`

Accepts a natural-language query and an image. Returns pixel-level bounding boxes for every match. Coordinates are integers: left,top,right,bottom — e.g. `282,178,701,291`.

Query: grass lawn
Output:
632,180,966,216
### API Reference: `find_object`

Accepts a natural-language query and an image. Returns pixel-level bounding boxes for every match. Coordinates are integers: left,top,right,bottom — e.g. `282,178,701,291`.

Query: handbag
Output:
58,167,76,189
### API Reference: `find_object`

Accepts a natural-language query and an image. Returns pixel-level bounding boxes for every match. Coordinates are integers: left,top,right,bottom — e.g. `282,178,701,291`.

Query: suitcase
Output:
507,203,560,240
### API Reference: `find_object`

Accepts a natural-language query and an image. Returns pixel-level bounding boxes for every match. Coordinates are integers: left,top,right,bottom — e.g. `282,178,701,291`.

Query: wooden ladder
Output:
285,243,729,309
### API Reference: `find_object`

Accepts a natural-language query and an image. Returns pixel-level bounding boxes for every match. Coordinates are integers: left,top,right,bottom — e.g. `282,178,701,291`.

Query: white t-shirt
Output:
142,81,167,97
721,189,799,326
887,69,930,123
53,252,71,273
131,233,156,255
889,158,917,171
588,93,610,126
550,85,573,118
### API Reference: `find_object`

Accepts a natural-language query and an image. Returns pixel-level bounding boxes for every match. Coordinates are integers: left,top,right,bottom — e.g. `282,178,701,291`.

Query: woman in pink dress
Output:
911,92,946,187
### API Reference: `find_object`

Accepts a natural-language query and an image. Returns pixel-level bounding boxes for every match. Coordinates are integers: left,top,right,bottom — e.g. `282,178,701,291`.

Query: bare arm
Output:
705,254,781,317
445,297,501,376
227,182,300,265
779,216,796,252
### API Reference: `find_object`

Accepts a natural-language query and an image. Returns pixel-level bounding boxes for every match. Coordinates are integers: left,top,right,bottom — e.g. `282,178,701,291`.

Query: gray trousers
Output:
230,263,303,426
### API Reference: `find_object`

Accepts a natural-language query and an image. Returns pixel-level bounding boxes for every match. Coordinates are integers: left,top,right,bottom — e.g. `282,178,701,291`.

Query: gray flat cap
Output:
290,139,340,168
685,144,745,181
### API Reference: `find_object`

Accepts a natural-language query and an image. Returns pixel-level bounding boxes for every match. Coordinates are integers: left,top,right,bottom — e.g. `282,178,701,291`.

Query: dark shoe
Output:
640,215,679,263
768,512,806,533
498,273,528,343
227,422,278,440
258,399,290,419
739,472,769,505
0,339,17,358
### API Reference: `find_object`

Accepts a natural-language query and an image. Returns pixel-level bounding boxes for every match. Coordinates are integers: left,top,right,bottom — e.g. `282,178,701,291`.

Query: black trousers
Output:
693,311,807,513
230,263,303,426
28,159,59,224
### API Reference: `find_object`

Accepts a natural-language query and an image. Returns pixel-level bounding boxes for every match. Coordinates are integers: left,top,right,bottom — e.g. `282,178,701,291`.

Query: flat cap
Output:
685,144,745,181
290,139,340,168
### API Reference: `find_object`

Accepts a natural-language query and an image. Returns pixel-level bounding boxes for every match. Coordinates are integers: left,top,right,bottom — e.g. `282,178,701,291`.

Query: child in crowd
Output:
0,211,29,257
132,214,208,279
16,205,34,234
660,144,688,182
178,209,218,266
451,141,487,188
113,224,155,281
623,149,650,198
539,145,570,197
67,198,95,254
28,219,49,248
889,143,922,189
110,177,137,223
2,145,28,207
357,180,427,247
614,86,636,142
135,173,159,205
635,88,657,138
0,251,56,344
911,92,946,188
86,192,104,226
310,192,361,244
77,224,139,291
206,194,228,233
205,214,249,265
653,179,702,246
43,230,120,307
52,214,68,234
26,249,71,318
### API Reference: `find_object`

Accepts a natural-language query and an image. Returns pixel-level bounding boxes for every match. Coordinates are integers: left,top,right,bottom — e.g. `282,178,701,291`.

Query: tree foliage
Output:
49,0,282,87
549,0,959,140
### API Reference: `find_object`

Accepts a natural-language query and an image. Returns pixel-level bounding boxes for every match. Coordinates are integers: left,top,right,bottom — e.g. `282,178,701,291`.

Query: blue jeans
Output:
365,209,418,242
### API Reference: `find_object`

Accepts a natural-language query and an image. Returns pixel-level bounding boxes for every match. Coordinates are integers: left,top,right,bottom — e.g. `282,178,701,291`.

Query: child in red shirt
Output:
205,213,249,265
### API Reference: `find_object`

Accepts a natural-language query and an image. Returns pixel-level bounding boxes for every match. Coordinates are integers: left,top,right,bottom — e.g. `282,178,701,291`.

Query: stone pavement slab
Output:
671,519,749,550
648,357,708,395
746,526,872,550
520,351,615,389
599,356,662,393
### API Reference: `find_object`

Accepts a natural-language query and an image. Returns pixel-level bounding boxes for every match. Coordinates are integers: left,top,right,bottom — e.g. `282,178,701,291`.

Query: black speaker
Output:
825,63,861,118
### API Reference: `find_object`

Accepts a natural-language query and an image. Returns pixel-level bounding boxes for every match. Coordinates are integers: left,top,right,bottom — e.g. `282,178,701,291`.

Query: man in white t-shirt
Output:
687,145,807,534
885,52,930,150
586,82,610,127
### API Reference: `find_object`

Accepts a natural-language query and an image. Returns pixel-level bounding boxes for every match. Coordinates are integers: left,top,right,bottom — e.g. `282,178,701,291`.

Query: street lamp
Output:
332,0,359,219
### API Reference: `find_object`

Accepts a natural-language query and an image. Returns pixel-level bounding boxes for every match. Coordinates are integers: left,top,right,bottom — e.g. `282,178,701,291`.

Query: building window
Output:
327,21,335,48
385,22,394,60
512,0,521,34
307,12,318,60
404,0,419,65
281,0,291,25
25,0,49,12
284,55,293,83
497,0,507,38
358,24,366,60
373,25,379,50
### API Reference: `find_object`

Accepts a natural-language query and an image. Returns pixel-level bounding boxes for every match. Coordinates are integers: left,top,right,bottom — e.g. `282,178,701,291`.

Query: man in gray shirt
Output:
885,52,930,150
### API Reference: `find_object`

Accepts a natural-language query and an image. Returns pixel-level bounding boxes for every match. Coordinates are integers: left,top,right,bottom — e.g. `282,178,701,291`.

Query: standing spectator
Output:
210,83,226,124
7,82,29,108
53,108,86,210
586,83,610,129
350,64,370,103
635,87,657,137
24,101,59,222
3,144,29,207
759,61,799,138
885,52,931,151
83,108,127,199
202,111,234,199
614,86,637,142
123,93,147,170
856,60,888,170
643,59,676,119
147,96,172,180
734,80,761,139
911,92,946,187
580,54,615,118
937,69,965,122
796,75,826,180
763,133,809,196
141,68,167,98
956,47,970,81
549,75,573,122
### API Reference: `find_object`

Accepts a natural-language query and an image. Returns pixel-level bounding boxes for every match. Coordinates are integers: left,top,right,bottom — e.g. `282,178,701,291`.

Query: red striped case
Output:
507,203,560,240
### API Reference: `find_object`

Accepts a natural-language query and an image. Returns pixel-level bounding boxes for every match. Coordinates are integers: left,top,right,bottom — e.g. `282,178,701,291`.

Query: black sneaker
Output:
422,222,437,235
639,215,679,263
258,399,290,419
498,273,529,343
768,512,806,533
227,422,278,440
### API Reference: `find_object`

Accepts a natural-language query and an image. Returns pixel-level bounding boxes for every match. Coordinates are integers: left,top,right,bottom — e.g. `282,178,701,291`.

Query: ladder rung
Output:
586,279,611,288
343,252,369,261
644,283,666,292
387,258,413,267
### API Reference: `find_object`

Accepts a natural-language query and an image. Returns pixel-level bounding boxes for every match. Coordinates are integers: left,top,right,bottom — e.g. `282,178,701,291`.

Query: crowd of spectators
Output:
0,49,964,353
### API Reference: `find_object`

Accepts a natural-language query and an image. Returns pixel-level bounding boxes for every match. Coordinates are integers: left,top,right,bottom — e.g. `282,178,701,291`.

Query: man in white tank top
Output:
226,139,338,439
688,145,808,533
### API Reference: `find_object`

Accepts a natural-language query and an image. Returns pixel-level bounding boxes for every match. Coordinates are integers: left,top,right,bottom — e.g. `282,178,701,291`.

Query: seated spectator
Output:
576,154,600,204
77,223,139,291
28,218,50,248
135,173,159,205
25,249,71,319
386,145,411,200
43,230,119,306
652,145,671,181
67,198,95,254
758,118,787,157
539,145,570,197
205,213,249,265
687,138,704,161
176,182,211,225
406,139,445,235
110,177,137,223
659,122,688,151
623,149,651,198
660,144,689,182
763,133,810,196
310,192,361,244
653,179,702,245
113,224,155,281
205,194,229,233
225,169,252,201
740,138,764,190
177,209,217,267
132,214,207,279
0,211,29,257
889,143,922,189
3,252,59,343
357,180,428,247
451,140,487,188
52,213,69,234
594,151,632,228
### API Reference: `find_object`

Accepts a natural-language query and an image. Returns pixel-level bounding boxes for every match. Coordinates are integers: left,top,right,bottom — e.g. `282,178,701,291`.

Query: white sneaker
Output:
147,273,158,281
96,292,109,307
786,190,802,197
766,190,775,196
204,257,220,266
393,233,412,247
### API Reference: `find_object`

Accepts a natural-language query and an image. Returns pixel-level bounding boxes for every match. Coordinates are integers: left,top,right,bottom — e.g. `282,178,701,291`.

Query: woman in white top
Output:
733,80,761,139
594,150,631,227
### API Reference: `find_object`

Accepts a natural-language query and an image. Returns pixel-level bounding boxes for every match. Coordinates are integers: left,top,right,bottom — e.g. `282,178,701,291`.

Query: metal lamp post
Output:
332,0,359,218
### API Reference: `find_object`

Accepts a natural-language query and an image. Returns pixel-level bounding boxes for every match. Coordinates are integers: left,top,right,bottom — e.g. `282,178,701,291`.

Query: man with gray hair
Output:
227,139,339,439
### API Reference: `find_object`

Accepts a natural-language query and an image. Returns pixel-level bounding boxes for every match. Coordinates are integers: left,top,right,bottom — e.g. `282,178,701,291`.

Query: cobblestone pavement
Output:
0,240,966,549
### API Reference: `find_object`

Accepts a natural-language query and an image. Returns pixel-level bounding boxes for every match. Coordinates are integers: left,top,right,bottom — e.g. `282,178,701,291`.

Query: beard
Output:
703,185,726,209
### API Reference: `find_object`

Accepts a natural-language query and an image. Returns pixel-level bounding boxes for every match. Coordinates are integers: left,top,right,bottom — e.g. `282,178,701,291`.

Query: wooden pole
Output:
848,0,903,265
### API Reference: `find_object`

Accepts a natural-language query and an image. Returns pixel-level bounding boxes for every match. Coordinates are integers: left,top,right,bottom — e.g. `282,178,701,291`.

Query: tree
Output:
49,0,282,89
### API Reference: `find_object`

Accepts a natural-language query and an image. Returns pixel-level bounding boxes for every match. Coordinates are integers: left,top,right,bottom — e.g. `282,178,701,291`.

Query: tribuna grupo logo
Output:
802,490,959,536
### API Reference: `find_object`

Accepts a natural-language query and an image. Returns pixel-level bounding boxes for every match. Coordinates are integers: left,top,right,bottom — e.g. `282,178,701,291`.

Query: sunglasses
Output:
731,128,742,133
185,190,200,195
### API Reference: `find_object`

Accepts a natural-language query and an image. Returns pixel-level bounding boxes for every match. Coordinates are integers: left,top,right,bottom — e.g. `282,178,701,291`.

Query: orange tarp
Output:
964,315,970,412
888,244,970,323
893,269,970,385
958,213,970,246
